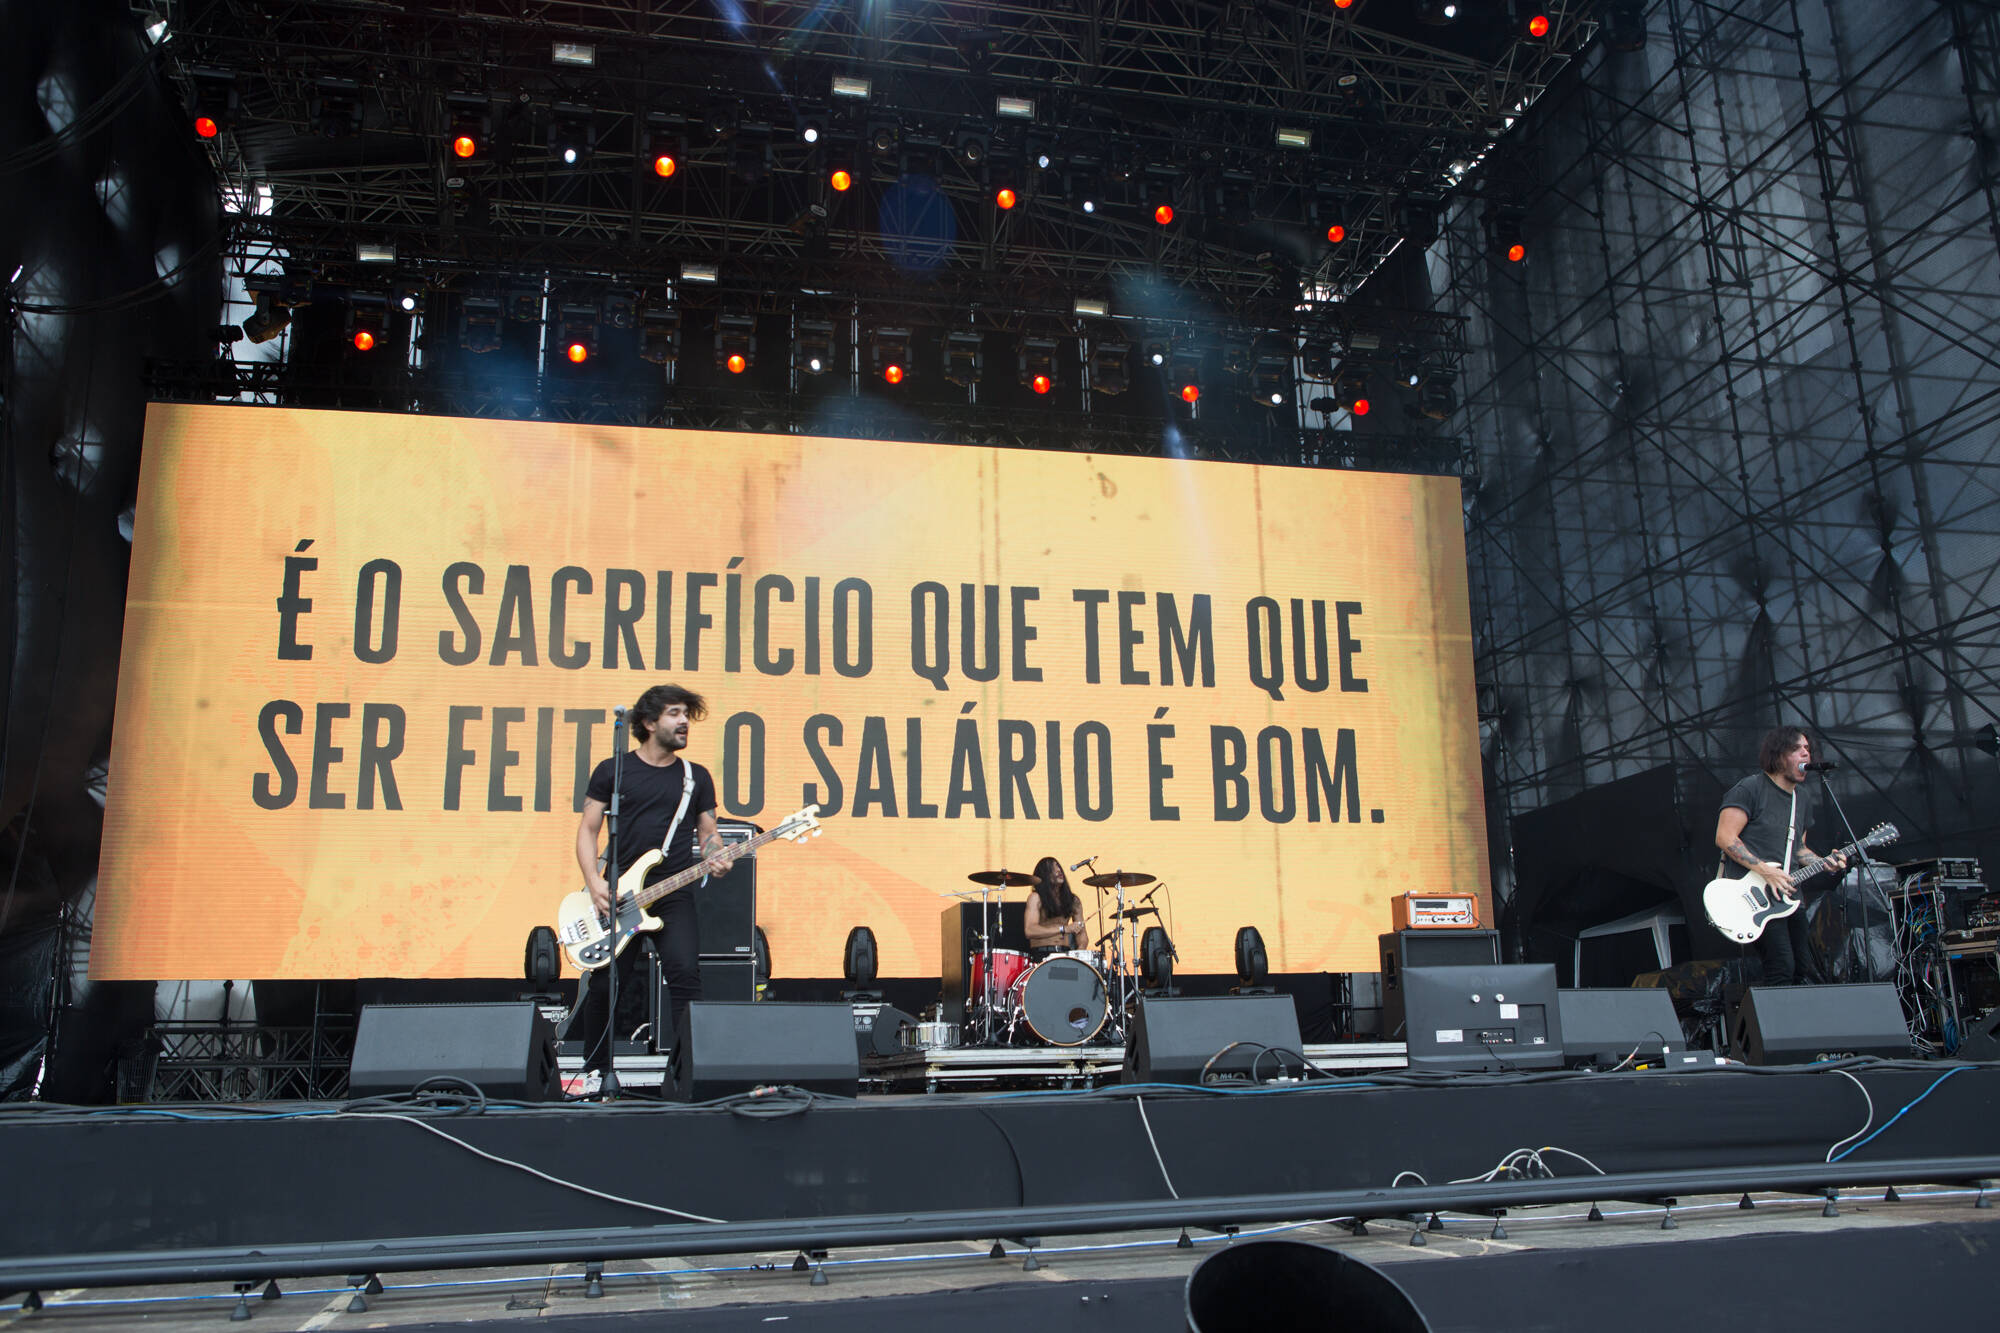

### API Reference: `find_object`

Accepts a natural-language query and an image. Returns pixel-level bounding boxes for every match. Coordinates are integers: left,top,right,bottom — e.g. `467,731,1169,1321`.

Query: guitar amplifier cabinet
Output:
691,819,760,956
1379,930,1500,1040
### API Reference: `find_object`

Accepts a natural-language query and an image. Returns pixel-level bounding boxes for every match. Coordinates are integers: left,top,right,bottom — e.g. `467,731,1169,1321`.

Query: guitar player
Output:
572,683,732,1080
1714,726,1848,986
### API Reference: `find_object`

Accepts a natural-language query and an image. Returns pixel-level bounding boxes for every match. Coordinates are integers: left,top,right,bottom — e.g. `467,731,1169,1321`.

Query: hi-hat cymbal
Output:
967,869,1034,887
1112,905,1159,920
1084,871,1155,888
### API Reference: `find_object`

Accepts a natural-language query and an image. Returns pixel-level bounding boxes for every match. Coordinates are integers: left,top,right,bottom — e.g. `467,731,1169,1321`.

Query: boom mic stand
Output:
599,705,629,1100
1816,767,1881,983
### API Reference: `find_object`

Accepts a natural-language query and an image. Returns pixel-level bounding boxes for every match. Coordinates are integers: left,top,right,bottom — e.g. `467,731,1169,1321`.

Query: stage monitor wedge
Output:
1731,983,1910,1065
1402,964,1564,1073
1123,994,1304,1085
349,1001,560,1101
672,1002,860,1101
1556,987,1684,1069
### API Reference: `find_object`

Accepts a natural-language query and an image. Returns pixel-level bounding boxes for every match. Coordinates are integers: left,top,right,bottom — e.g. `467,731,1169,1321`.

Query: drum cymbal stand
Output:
973,880,999,1046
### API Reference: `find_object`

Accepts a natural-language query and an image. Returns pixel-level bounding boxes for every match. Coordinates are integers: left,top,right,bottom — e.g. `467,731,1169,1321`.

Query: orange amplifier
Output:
1392,892,1482,931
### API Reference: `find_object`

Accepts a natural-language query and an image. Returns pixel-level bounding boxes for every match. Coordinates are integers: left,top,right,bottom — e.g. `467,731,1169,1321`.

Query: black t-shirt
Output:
585,752,717,886
1719,772,1815,876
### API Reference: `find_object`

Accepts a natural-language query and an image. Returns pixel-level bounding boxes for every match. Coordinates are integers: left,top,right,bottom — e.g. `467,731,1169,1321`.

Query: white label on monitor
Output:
1499,1003,1519,1019
1435,1029,1465,1044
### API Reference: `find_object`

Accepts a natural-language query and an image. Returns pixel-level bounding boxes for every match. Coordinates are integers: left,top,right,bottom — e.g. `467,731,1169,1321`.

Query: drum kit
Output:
928,859,1161,1051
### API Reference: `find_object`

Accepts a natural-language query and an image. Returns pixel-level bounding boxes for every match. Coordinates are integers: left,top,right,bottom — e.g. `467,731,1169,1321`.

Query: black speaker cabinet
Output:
691,819,760,956
939,901,1030,1025
1379,929,1499,1040
697,956,757,1002
853,1003,922,1059
1731,983,1910,1065
349,1002,559,1101
1955,1008,2000,1062
1556,988,1684,1067
1123,994,1305,1085
672,1002,859,1101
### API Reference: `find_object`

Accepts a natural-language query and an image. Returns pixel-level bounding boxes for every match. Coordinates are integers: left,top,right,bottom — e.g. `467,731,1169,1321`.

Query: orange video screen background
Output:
93,403,1487,981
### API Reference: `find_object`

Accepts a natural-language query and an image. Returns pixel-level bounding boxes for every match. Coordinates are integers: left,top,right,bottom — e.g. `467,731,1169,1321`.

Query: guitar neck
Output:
631,827,782,909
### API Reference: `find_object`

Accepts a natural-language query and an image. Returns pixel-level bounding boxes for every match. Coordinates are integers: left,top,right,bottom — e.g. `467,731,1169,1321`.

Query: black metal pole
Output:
599,707,629,1100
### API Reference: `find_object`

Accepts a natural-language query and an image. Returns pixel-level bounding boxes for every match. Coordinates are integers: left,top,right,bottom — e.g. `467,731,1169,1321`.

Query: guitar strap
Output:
660,757,696,868
1715,784,1801,879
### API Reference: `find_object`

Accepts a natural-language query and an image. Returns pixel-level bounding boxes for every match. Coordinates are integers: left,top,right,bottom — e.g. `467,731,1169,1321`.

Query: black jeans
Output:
1755,899,1817,986
574,891,702,1071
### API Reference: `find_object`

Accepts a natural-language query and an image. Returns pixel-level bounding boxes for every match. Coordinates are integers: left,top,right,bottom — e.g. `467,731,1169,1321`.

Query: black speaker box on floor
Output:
854,1004,922,1059
1123,994,1304,1085
672,1002,860,1101
1955,1008,2000,1062
696,956,757,1002
1556,988,1685,1067
349,1002,559,1101
1731,983,1910,1065
1379,929,1499,1040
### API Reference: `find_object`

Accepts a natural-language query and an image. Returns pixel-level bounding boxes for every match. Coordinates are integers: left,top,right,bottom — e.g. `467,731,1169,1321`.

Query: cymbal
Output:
1084,871,1155,888
1113,905,1159,920
967,869,1034,887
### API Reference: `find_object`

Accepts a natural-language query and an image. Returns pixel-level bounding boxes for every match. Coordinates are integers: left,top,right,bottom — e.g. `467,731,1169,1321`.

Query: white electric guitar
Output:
554,805,823,971
1701,822,1898,944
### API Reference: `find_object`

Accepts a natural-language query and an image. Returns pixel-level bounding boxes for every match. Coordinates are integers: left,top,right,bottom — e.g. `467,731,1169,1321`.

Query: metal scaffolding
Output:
1442,0,2000,903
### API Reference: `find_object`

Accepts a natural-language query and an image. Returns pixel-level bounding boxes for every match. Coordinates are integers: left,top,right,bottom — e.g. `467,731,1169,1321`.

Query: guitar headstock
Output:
775,804,823,842
1859,822,1899,850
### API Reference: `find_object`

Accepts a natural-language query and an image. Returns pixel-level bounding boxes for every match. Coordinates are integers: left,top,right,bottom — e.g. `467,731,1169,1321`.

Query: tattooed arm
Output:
1716,806,1796,897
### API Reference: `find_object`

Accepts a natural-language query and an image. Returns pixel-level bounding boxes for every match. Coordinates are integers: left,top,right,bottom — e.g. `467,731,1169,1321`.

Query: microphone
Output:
614,705,628,720
1070,856,1094,871
1804,761,1839,772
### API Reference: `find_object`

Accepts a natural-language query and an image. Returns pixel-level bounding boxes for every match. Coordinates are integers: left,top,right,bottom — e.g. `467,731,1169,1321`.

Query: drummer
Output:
1024,857,1089,956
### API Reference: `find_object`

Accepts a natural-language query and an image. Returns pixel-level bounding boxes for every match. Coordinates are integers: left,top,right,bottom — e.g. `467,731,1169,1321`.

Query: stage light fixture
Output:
445,93,489,161
1487,206,1528,264
1089,340,1130,395
830,167,854,192
459,296,502,353
392,282,425,314
995,95,1036,120
551,40,595,67
189,68,236,141
942,331,984,386
1142,337,1169,368
831,75,871,100
311,79,362,138
867,118,900,155
952,121,992,168
715,312,756,374
1418,0,1459,23
241,291,290,345
1250,339,1291,407
1073,297,1109,319
871,327,912,383
1527,13,1551,38
507,286,542,322
347,293,387,352
795,319,835,374
1420,376,1458,420
1334,368,1372,416
1154,203,1174,226
1275,126,1312,150
1169,346,1202,403
557,302,598,364
1019,337,1057,396
1327,223,1347,244
1233,927,1271,991
651,143,679,178
355,242,396,264
995,185,1017,210
842,926,880,993
604,290,637,331
1395,349,1427,390
548,105,594,166
638,307,681,365
680,261,718,284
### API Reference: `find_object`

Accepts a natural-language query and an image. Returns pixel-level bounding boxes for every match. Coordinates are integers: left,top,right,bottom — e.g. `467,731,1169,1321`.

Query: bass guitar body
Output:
556,849,670,971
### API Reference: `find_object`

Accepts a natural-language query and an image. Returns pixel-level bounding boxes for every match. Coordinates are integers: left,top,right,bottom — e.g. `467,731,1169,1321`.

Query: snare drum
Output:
902,1020,959,1051
969,948,1030,1005
1049,948,1106,973
1008,954,1110,1046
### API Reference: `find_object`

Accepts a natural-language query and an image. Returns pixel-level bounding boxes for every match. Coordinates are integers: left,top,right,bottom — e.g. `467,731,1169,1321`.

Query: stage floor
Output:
9,1186,1994,1331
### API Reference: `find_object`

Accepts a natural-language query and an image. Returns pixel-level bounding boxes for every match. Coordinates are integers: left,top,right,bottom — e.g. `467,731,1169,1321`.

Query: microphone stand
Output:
1814,767,1879,983
599,707,629,1100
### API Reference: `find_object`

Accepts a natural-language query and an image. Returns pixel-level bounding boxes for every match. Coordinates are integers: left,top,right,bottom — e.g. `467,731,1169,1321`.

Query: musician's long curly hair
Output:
1032,856,1079,923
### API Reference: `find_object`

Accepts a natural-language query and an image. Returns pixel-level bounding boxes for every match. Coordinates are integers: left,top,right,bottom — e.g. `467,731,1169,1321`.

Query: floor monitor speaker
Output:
672,1002,860,1100
1123,994,1304,1085
1731,983,1910,1065
349,1002,559,1101
1556,988,1684,1068
1379,929,1499,1039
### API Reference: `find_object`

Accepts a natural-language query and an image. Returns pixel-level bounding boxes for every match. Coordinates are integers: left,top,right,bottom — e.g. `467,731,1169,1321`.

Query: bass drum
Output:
1009,954,1109,1046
